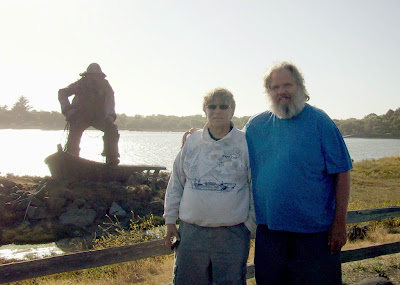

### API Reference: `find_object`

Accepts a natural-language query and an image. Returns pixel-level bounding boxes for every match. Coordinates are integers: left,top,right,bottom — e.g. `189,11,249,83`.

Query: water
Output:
0,243,63,261
0,129,183,177
344,138,400,162
1,130,400,261
1,129,400,177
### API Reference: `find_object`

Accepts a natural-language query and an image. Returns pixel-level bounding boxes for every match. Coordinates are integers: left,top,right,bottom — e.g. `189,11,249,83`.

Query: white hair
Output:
267,89,307,119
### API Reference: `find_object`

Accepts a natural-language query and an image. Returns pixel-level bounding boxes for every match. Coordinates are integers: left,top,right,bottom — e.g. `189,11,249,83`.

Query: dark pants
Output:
66,118,119,160
254,225,342,285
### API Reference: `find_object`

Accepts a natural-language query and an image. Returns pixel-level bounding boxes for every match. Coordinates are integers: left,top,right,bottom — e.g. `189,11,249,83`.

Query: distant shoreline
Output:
2,127,400,139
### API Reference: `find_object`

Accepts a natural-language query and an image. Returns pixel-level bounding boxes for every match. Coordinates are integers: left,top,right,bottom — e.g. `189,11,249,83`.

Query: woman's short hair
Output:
203,88,236,112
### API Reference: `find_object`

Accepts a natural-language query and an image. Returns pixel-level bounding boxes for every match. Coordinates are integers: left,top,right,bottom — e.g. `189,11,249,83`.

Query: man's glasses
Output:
206,104,231,110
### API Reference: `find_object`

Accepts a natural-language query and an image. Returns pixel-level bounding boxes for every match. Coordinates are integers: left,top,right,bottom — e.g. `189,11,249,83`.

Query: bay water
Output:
1,129,400,177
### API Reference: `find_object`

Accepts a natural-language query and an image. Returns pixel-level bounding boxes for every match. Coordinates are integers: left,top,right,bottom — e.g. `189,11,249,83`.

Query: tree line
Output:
2,96,400,138
333,108,400,138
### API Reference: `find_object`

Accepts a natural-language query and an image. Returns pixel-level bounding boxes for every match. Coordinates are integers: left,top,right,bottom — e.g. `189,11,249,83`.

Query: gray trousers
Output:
173,221,251,285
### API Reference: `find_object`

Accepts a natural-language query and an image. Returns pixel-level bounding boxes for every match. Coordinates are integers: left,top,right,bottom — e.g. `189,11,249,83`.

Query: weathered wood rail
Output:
1,206,400,284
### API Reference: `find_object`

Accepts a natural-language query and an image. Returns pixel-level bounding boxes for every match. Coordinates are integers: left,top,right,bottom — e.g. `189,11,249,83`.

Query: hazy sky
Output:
1,0,400,120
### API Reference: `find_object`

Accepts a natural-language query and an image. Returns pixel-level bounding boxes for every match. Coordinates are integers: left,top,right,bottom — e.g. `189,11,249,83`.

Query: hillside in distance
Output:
1,96,400,137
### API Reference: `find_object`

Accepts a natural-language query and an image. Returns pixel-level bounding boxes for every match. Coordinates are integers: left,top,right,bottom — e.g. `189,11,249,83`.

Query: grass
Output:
348,156,400,209
342,225,400,284
3,256,175,285
5,156,400,285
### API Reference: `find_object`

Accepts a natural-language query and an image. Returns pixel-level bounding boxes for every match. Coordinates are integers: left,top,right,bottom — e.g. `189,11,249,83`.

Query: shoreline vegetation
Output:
0,156,400,284
2,96,400,138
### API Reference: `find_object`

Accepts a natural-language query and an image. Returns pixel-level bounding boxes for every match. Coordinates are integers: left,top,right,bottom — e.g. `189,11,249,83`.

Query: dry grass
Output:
342,253,400,284
349,156,400,209
342,225,400,284
342,156,400,284
7,255,175,285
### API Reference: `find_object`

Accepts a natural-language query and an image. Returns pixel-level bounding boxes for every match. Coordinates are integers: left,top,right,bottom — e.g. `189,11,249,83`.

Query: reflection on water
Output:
1,130,400,177
0,129,183,177
344,137,400,162
0,242,64,261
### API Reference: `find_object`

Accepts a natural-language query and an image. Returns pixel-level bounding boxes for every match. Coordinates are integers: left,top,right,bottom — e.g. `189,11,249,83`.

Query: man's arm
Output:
329,170,351,253
180,128,200,149
58,81,79,116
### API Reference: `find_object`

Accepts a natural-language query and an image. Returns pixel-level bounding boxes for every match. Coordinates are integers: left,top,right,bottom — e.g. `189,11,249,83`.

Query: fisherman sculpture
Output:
58,63,120,165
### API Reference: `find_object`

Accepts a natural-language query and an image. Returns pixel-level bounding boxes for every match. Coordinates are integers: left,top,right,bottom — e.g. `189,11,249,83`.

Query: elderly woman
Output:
164,88,255,285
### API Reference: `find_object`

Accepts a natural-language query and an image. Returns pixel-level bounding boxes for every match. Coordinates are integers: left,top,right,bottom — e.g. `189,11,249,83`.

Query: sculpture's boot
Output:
65,142,80,157
102,134,120,165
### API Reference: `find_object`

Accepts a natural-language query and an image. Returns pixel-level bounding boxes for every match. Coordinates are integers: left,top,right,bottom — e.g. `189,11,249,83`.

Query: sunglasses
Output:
206,104,231,110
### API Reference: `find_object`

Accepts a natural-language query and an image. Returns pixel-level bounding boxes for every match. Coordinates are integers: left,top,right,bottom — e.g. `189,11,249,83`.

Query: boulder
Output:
73,198,86,208
149,200,164,216
59,208,97,229
127,172,147,186
353,276,394,285
109,202,127,218
45,196,67,213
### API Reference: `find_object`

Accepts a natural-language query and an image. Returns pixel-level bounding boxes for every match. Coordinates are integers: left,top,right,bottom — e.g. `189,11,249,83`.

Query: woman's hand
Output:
164,224,180,250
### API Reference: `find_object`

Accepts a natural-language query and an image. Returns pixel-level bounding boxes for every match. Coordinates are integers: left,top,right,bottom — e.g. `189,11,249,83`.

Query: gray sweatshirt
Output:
164,124,256,233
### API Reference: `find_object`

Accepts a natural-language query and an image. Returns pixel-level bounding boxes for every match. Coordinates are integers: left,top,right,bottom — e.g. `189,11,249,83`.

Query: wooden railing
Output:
1,206,400,284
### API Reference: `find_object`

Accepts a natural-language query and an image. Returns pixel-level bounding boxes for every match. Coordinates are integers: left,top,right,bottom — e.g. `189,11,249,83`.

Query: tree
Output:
11,96,32,114
10,96,34,127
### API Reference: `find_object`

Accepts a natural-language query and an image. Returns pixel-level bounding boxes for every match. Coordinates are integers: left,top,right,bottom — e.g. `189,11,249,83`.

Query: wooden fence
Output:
1,206,400,284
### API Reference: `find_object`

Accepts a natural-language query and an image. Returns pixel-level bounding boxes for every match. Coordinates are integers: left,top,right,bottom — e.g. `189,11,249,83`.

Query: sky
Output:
1,0,400,120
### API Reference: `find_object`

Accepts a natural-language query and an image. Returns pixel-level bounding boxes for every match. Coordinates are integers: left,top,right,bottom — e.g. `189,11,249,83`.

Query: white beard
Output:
268,90,307,119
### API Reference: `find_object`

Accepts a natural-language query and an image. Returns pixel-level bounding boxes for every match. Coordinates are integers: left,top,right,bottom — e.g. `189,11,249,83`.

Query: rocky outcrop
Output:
0,172,169,245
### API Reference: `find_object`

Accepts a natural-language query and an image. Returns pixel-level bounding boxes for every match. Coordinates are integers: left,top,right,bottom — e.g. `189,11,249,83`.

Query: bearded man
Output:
244,62,352,285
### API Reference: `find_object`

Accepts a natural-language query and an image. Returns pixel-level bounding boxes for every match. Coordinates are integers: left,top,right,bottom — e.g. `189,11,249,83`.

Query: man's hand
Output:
328,222,347,253
181,128,199,149
164,224,180,250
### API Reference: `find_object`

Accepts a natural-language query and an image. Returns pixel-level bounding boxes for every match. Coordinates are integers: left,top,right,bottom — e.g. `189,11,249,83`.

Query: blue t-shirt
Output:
245,104,353,233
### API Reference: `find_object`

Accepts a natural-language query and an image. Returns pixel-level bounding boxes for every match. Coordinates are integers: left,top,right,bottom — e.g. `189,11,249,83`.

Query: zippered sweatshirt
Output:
164,124,256,233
